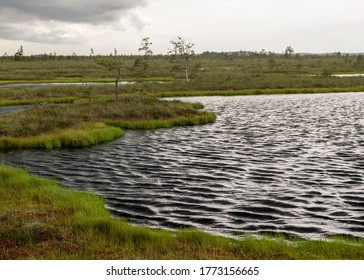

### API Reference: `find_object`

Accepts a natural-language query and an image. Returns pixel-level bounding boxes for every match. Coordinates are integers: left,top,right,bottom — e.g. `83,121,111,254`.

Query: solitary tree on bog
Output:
14,45,24,61
132,37,153,83
169,37,195,82
284,46,294,58
96,57,123,99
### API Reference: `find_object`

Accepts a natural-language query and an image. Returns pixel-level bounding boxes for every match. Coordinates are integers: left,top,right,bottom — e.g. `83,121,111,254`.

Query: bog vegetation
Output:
1,46,364,96
1,43,364,259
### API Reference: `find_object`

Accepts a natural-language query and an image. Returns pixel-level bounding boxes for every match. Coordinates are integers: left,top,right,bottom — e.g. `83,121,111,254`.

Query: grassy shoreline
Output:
153,87,364,98
0,114,216,149
0,123,123,149
1,165,363,260
1,86,364,107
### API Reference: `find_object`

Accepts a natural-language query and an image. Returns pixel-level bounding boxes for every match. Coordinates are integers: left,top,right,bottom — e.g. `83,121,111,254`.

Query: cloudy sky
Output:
0,0,363,55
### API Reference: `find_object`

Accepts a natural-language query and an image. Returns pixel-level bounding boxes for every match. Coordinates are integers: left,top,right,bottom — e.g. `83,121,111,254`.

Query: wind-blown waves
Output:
2,92,364,238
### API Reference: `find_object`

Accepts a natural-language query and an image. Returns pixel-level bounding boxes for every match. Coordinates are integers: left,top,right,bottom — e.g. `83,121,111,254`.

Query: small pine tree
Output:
14,45,24,61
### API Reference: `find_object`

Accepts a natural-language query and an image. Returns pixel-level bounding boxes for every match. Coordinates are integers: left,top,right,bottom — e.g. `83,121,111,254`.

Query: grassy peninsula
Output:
1,165,363,260
0,96,215,149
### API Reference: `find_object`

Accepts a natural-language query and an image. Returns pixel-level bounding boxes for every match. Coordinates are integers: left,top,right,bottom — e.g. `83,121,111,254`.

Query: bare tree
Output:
139,37,153,56
169,37,195,82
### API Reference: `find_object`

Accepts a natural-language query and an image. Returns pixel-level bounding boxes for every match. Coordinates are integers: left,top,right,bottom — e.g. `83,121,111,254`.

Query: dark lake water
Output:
2,92,364,238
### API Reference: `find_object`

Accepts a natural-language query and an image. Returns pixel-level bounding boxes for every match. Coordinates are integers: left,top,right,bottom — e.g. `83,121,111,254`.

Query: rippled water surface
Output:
2,92,364,238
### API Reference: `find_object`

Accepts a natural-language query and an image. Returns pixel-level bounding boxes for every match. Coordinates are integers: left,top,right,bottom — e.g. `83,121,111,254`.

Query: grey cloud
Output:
0,0,146,23
0,0,147,44
127,12,147,31
26,32,85,45
0,23,85,45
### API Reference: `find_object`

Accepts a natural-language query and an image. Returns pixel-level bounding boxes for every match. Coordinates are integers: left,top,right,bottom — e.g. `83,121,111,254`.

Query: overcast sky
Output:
0,0,363,55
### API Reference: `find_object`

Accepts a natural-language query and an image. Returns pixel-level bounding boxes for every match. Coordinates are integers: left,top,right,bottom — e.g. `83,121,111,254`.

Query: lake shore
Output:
1,164,363,260
153,87,364,98
1,85,364,107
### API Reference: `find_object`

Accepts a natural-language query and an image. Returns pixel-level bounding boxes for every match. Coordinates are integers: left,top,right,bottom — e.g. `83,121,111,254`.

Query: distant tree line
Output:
3,43,363,62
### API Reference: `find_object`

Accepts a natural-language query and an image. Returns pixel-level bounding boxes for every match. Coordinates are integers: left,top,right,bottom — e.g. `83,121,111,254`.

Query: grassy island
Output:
0,96,216,149
1,165,364,260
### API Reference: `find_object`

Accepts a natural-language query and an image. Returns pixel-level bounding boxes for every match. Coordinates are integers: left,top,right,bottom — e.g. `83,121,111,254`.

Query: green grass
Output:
0,123,123,149
0,78,113,85
106,112,216,130
0,77,175,84
0,97,78,106
0,84,113,105
1,53,363,107
1,86,363,107
1,54,364,93
152,87,364,98
1,165,363,260
1,56,363,258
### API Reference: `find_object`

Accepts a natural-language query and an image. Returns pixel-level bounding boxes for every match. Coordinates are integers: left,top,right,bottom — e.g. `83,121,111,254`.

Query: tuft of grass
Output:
1,165,364,260
106,112,216,130
0,123,123,149
12,222,61,245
